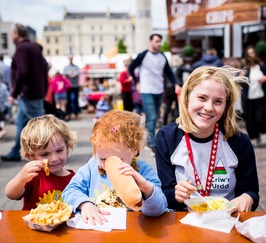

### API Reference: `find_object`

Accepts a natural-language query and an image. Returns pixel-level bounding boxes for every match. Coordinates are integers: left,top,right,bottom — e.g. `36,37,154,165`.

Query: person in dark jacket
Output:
1,23,47,162
128,34,181,154
192,48,223,70
155,66,259,212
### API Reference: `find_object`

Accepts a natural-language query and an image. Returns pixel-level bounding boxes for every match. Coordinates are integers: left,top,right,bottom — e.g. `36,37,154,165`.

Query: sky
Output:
0,0,168,39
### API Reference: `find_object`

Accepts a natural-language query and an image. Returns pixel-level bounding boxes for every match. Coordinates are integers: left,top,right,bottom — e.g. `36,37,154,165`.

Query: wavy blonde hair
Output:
177,66,248,139
90,110,147,155
20,114,78,160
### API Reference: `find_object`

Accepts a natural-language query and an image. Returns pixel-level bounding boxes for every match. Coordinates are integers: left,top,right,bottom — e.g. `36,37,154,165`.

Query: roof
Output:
44,25,61,31
64,12,130,20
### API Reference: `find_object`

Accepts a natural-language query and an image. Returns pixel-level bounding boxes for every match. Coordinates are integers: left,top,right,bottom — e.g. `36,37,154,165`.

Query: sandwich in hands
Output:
105,156,143,211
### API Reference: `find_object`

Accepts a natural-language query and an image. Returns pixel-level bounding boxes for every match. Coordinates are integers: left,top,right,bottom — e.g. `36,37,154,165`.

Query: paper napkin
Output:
67,208,127,232
235,215,266,243
180,213,239,233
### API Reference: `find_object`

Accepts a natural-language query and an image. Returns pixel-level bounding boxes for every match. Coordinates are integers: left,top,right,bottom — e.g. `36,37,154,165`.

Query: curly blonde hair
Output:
20,114,78,160
90,110,147,155
177,66,248,139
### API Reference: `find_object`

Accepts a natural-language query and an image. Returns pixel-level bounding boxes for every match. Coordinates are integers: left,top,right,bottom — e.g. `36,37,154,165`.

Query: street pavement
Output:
0,112,265,211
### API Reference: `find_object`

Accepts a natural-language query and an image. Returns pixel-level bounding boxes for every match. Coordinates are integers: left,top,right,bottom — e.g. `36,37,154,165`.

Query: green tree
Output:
117,38,127,53
160,40,170,52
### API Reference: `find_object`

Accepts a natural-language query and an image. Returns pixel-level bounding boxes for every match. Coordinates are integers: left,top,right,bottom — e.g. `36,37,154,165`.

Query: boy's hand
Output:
79,202,110,225
19,160,43,183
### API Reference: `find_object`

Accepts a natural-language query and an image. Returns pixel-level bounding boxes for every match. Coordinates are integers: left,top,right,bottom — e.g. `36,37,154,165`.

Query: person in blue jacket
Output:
63,110,167,225
155,66,259,212
192,48,223,70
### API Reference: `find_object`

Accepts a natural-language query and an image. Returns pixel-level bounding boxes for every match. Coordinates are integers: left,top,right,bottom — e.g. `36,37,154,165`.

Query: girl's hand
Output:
231,193,253,212
19,160,43,183
79,202,110,225
174,180,196,203
118,162,153,199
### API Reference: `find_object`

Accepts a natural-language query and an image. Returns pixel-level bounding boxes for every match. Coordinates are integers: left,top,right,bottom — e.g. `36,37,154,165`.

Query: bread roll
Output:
105,156,143,211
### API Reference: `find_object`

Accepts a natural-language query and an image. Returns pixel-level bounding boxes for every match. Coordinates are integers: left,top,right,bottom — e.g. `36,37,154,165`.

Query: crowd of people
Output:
0,23,265,219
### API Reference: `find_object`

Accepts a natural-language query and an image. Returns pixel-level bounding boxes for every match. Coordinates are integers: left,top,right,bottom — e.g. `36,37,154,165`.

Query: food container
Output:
22,214,62,232
22,201,73,232
184,196,235,224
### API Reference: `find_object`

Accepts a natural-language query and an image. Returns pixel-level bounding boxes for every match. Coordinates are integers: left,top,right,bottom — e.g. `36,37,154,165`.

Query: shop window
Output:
1,33,8,49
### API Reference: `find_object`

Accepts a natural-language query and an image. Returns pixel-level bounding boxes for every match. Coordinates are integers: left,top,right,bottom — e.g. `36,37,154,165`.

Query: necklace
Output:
184,123,219,196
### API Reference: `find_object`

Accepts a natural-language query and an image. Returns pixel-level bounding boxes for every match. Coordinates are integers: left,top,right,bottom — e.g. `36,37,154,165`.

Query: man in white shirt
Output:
129,34,181,155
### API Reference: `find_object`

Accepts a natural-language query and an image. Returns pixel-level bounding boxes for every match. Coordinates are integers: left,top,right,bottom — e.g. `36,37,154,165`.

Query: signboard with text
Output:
166,0,204,35
166,0,266,35
186,2,262,28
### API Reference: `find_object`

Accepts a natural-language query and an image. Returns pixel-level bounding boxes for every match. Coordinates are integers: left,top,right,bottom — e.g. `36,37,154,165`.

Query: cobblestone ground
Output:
0,113,265,211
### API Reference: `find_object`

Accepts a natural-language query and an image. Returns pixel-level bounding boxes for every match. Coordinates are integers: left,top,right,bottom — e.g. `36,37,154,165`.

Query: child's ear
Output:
24,152,32,160
132,148,139,157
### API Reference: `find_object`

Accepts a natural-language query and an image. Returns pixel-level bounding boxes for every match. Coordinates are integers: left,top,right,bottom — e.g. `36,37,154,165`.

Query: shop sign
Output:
170,0,201,17
206,10,234,24
167,0,203,34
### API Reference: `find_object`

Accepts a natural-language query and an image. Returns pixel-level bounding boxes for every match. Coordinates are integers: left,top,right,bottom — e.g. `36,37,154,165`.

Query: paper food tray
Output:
23,214,62,232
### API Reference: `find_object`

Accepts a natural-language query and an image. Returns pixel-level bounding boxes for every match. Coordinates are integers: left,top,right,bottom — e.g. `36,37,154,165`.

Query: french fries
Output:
43,159,50,176
28,200,72,225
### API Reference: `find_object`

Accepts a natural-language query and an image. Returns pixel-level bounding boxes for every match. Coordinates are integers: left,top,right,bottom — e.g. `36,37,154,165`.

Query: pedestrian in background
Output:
192,48,223,70
1,23,47,162
119,57,134,112
64,54,80,121
0,53,13,123
128,34,181,155
95,94,112,119
50,71,72,113
163,54,185,125
0,81,9,138
0,53,11,89
241,46,266,147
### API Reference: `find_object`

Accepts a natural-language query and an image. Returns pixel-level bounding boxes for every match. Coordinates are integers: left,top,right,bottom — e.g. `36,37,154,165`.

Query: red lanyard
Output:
184,123,219,196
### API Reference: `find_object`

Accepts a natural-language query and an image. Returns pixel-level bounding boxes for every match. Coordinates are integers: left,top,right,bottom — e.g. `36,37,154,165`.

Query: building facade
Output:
43,11,135,56
0,18,37,56
0,19,15,55
166,0,266,60
135,0,152,53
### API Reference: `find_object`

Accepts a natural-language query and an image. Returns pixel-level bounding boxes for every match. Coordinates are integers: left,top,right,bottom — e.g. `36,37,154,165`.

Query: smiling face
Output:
187,78,226,138
32,135,68,176
96,142,137,170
